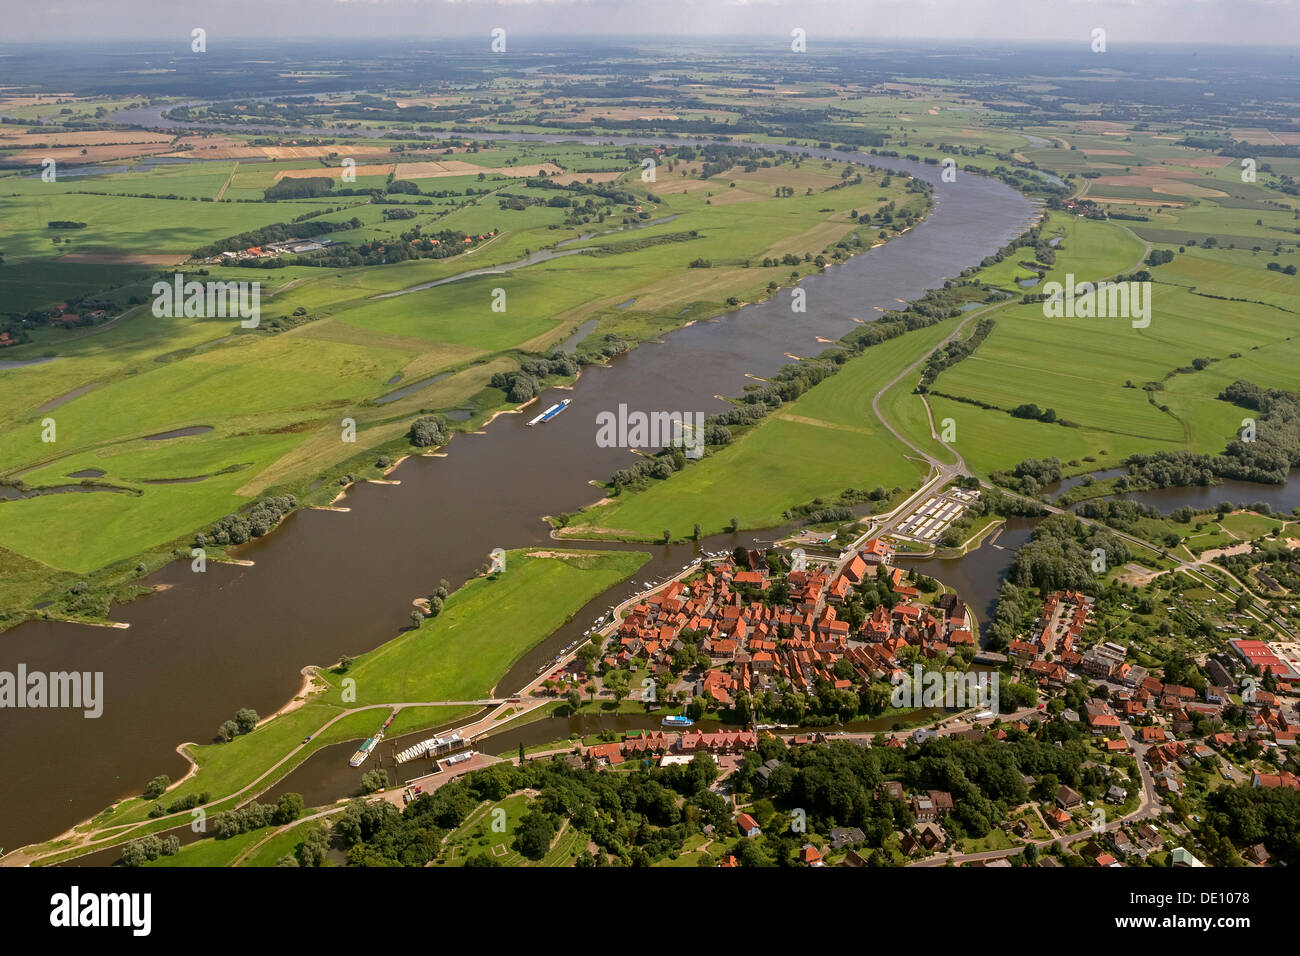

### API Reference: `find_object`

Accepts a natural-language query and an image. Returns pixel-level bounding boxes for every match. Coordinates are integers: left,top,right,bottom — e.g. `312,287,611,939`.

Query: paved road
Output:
3,555,718,868
1,696,543,867
856,299,982,545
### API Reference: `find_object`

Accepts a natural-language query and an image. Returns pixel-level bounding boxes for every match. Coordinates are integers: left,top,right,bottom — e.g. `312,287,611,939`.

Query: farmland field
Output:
0,137,913,620
7,31,1300,880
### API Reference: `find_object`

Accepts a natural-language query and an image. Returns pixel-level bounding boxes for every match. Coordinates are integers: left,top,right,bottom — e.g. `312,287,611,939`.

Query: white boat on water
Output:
395,732,465,764
526,398,571,427
349,734,381,767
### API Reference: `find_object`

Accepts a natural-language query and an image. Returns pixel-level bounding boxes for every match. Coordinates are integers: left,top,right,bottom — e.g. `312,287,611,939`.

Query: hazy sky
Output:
3,0,1297,46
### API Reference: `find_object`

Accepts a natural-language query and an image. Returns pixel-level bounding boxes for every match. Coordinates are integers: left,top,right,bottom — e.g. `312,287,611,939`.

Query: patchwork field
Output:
0,138,908,620
898,175,1300,478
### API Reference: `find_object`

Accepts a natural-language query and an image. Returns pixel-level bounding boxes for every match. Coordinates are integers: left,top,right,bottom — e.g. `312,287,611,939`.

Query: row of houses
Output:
609,552,973,709
1007,590,1095,663
1081,836,1206,867
584,729,759,767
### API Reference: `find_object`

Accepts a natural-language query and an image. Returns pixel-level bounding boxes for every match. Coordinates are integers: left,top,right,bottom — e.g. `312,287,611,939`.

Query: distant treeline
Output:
193,217,360,258
264,177,335,200
264,176,479,201
1180,135,1300,159
518,109,888,148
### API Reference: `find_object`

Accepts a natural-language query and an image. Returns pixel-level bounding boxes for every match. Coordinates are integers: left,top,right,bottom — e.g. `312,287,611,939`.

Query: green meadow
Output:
238,818,333,868
320,549,649,707
930,232,1300,475
431,793,590,867
0,146,908,620
27,547,642,861
567,318,959,540
143,827,269,868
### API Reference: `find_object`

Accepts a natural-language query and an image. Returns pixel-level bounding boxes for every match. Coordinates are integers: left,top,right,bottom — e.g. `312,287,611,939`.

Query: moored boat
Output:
349,734,381,767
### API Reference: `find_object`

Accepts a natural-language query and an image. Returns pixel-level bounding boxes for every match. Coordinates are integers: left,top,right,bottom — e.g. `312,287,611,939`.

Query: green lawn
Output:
434,794,532,866
0,152,912,618
957,828,1017,854
238,818,332,868
434,792,591,867
143,826,269,868
568,318,958,539
912,210,1300,476
324,548,649,705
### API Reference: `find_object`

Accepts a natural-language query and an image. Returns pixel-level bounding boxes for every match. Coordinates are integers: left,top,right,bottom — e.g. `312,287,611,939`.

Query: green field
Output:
567,317,958,539
143,826,268,868
894,197,1300,477
322,548,649,706
0,147,911,621
238,818,333,868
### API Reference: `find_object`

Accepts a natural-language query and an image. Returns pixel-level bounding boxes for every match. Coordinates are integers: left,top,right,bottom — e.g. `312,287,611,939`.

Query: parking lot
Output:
893,487,979,544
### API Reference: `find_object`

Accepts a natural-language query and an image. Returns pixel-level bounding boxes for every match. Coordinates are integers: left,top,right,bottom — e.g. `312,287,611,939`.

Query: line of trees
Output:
986,513,1128,649
195,495,296,548
1126,380,1300,487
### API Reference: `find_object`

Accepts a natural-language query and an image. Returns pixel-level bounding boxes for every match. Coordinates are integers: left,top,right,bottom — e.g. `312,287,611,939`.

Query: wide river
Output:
0,122,1038,852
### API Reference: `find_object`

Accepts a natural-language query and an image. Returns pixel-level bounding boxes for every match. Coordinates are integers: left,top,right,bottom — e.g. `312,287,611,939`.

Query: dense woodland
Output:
335,719,1184,867
1126,381,1300,487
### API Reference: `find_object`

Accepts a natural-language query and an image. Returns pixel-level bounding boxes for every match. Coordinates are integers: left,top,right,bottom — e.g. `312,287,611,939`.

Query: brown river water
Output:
0,139,1036,853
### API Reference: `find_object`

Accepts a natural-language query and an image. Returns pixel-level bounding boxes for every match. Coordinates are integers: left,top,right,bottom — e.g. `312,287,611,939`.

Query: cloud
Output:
2,0,1294,43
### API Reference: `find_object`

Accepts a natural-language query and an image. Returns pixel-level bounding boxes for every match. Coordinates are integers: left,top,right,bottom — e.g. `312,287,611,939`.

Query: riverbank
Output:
5,547,647,866
0,135,1036,855
0,150,922,631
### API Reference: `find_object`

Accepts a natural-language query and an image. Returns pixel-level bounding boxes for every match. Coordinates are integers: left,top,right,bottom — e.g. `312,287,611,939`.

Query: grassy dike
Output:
23,548,648,865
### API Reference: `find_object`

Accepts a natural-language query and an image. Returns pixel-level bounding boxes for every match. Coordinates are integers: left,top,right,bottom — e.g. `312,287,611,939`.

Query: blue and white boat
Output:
526,398,571,426
661,714,695,728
